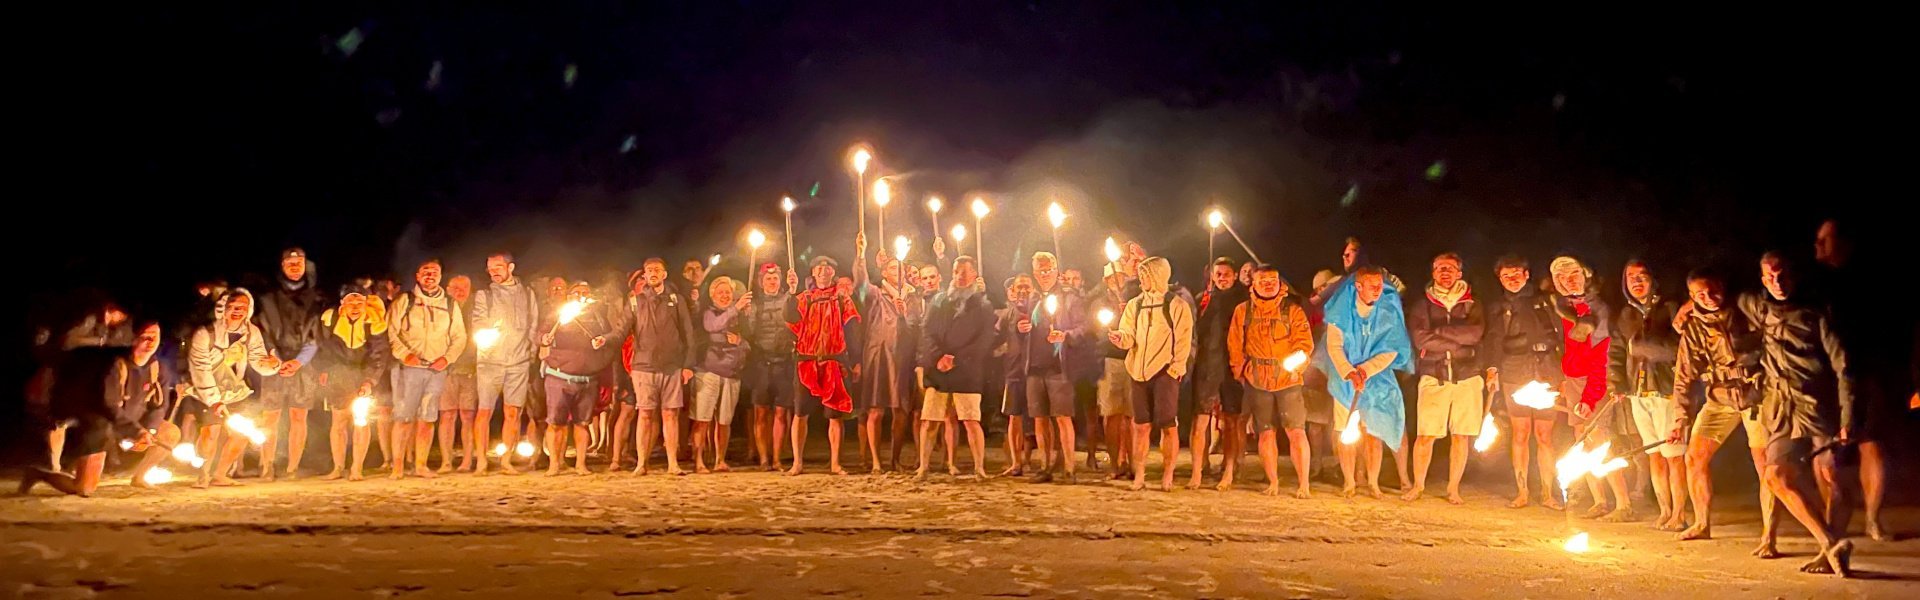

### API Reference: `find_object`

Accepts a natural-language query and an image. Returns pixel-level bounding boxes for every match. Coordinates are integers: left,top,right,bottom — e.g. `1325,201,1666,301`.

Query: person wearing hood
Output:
1403,253,1487,505
387,259,467,480
1108,256,1194,492
744,263,801,471
1736,252,1854,576
1548,255,1631,521
189,289,283,487
851,233,921,474
692,276,751,473
1024,251,1089,484
917,255,996,481
470,252,540,475
1669,269,1767,544
1481,255,1567,510
539,281,620,476
254,248,323,481
996,273,1039,477
621,258,699,477
1610,260,1685,529
1189,257,1248,490
315,285,388,481
20,321,177,497
1228,265,1316,497
1315,266,1414,499
787,255,860,476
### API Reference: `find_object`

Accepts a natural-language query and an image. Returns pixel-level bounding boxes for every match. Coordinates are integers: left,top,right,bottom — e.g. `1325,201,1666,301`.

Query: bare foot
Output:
284,471,301,481
1541,496,1565,511
415,467,438,479
912,469,928,482
436,464,454,475
1600,507,1635,523
1366,486,1383,500
1215,480,1235,493
1824,540,1853,577
1110,471,1128,481
1867,524,1891,542
456,461,473,472
1128,479,1147,492
1261,484,1280,497
348,471,364,482
830,467,849,476
388,470,405,481
1400,487,1425,502
667,466,690,476
322,469,344,481
1582,504,1610,519
574,466,593,476
1293,487,1313,500
948,466,962,477
1658,517,1687,532
1342,486,1357,499
1161,480,1177,493
999,466,1024,477
501,464,521,476
260,471,276,483
1508,495,1530,509
212,476,242,487
1186,476,1204,491
1446,493,1465,506
1753,542,1780,559
972,470,988,480
633,466,650,476
130,477,152,490
765,464,782,473
785,466,803,477
696,465,712,475
1678,524,1712,541
543,468,562,477
869,467,884,476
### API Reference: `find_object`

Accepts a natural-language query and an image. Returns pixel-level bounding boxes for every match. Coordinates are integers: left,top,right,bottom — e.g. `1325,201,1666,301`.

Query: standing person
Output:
254,248,323,481
997,274,1038,477
1611,260,1685,529
913,262,957,473
1671,270,1767,542
1739,252,1855,575
437,275,480,473
1228,265,1315,497
1482,255,1567,510
189,290,282,487
539,281,619,476
786,256,861,476
387,259,466,480
622,258,698,476
744,263,800,471
20,322,178,496
1317,267,1414,499
916,255,996,481
1403,253,1487,505
852,234,921,473
1190,257,1247,489
316,287,389,481
1026,252,1086,484
682,258,710,307
1091,264,1137,480
470,253,540,475
692,277,750,473
1109,257,1194,492
1549,256,1631,521
1813,218,1898,542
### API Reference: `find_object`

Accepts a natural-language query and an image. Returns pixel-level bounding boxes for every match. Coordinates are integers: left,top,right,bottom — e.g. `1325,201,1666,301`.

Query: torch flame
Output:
1563,532,1591,553
873,179,891,207
951,224,968,243
227,414,267,445
473,327,501,351
173,442,205,468
1282,350,1308,373
1339,410,1363,445
351,396,374,427
709,254,721,267
970,197,990,219
516,441,536,458
1555,441,1629,492
1044,294,1058,315
1473,414,1499,452
1104,237,1122,263
491,443,507,457
1512,380,1560,410
780,196,796,213
119,439,135,451
894,236,911,262
558,300,587,325
141,468,175,486
926,196,943,214
1207,209,1225,229
1047,202,1066,228
851,147,872,175
1096,308,1115,327
748,228,767,249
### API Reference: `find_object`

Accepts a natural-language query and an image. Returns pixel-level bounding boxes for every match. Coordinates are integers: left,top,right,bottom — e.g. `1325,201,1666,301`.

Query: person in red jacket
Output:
1549,255,1631,522
787,255,860,476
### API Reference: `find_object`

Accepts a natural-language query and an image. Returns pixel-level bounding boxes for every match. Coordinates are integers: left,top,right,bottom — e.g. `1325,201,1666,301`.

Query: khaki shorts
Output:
1691,401,1765,449
1416,375,1485,437
1096,358,1133,418
1628,394,1686,458
921,389,982,422
441,372,479,412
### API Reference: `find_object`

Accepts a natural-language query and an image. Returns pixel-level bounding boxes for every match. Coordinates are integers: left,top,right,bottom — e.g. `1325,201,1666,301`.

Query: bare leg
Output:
692,421,712,473
635,409,658,475
943,413,959,475
1086,410,1105,470
1601,469,1636,522
862,409,884,473
1188,413,1213,489
1532,420,1561,510
1129,422,1151,491
1445,434,1470,505
435,410,458,473
1681,437,1722,540
827,417,846,475
1034,416,1055,477
259,409,283,480
771,407,789,470
1508,416,1532,508
662,408,687,475
528,420,547,469
471,409,492,473
1662,455,1689,530
543,426,565,476
1286,428,1312,498
1159,426,1180,492
1257,429,1281,496
1337,431,1359,497
413,421,436,478
572,425,591,475
326,409,351,479
1403,435,1436,501
285,407,310,478
375,408,393,467
35,452,107,496
963,420,988,478
1002,415,1026,476
887,408,911,471
1647,450,1673,523
388,420,413,480
913,419,938,480
1753,448,1779,556
787,415,810,476
610,404,635,472
499,406,522,474
1764,461,1847,576
1056,416,1078,480
1364,436,1385,498
1393,430,1410,492
1107,415,1132,478
350,421,370,481
1859,441,1889,541
47,425,66,471
714,421,734,472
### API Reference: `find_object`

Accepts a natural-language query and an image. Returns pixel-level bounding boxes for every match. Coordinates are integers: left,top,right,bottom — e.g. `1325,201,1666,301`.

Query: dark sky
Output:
20,2,1893,325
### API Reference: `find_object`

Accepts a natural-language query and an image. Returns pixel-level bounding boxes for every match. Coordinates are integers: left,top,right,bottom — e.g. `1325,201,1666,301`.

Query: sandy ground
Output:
3,447,1918,598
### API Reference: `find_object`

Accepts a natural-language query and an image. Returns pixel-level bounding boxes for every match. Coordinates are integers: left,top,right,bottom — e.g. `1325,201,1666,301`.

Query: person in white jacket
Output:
188,289,282,488
387,259,467,480
1107,256,1193,492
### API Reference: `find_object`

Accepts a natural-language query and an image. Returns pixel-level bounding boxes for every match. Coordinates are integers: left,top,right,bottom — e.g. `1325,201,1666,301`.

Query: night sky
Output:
20,2,1893,331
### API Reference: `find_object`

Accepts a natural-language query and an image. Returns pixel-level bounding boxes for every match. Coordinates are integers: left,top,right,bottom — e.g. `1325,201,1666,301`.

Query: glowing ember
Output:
1512,380,1560,410
473,327,501,351
119,439,135,451
1104,237,1122,263
227,415,267,445
351,396,374,427
1339,410,1363,445
1044,295,1058,315
1473,414,1499,452
1282,350,1308,373
491,443,507,457
1563,532,1591,553
558,300,587,325
173,442,205,468
141,468,175,486
1096,308,1115,327
516,441,536,458
1047,202,1067,228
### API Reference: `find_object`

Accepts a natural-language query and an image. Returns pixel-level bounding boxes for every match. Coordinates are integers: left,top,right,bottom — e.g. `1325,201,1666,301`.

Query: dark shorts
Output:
1130,369,1179,429
1194,370,1243,414
1001,378,1028,417
525,364,548,422
1245,385,1307,432
1760,390,1834,465
744,360,796,409
544,375,596,426
259,370,317,411
1498,356,1564,421
1026,370,1075,417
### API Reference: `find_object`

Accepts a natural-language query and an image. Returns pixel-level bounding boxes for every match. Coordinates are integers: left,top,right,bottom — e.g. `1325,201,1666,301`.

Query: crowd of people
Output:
20,217,1915,579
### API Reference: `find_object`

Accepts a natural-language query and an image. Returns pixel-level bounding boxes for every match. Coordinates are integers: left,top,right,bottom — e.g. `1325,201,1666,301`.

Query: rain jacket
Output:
1113,257,1195,382
1228,291,1314,391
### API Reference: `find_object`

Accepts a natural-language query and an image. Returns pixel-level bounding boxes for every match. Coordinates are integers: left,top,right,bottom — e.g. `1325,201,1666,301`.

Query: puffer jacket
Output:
1407,284,1486,382
1228,292,1314,391
1741,290,1853,434
389,286,467,364
1610,287,1678,398
1482,285,1562,373
700,304,748,378
1672,302,1760,411
255,269,323,366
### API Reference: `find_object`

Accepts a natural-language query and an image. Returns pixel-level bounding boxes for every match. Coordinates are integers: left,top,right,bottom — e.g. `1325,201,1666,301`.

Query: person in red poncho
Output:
786,255,860,476
1549,255,1631,522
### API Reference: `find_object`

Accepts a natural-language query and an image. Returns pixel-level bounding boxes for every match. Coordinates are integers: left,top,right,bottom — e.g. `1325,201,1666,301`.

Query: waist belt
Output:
543,366,593,384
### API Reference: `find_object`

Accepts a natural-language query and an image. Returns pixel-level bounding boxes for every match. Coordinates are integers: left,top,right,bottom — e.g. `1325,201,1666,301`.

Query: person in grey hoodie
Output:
621,258,699,476
387,259,467,480
471,252,541,474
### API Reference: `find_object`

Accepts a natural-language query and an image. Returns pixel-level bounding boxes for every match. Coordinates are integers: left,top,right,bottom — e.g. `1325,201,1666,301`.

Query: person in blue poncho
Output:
1315,266,1414,499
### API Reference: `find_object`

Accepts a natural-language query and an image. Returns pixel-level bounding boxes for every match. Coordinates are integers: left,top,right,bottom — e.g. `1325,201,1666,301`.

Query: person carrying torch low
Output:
19,321,179,496
470,252,541,475
1314,266,1412,499
1228,265,1315,497
316,285,388,481
1548,255,1631,522
189,289,282,488
1481,255,1567,510
539,281,620,476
